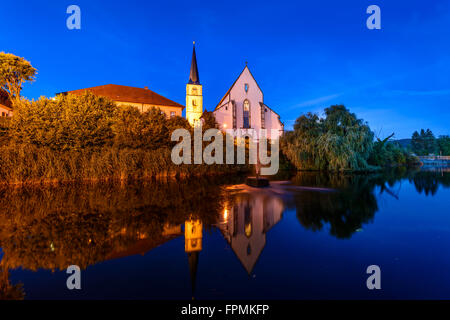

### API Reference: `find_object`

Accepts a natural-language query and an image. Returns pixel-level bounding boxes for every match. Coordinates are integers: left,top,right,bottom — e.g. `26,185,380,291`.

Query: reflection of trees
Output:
290,169,450,238
412,173,439,196
0,266,24,300
0,177,235,279
291,173,378,239
377,167,450,196
409,170,450,196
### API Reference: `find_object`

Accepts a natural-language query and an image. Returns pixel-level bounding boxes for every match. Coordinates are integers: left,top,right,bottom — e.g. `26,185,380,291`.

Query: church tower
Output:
186,42,203,126
185,218,203,299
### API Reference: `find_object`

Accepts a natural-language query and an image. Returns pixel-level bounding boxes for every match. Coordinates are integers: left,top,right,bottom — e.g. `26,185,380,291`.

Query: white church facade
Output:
185,44,284,139
213,66,284,139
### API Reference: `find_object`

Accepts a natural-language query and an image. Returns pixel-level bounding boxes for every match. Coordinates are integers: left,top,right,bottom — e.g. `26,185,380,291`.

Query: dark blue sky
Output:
1,0,449,138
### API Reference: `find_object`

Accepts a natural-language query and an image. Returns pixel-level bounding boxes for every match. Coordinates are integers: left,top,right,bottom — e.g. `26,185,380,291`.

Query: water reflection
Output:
219,191,284,274
0,168,449,299
409,168,450,196
0,178,230,299
289,173,379,238
289,168,450,238
185,219,203,298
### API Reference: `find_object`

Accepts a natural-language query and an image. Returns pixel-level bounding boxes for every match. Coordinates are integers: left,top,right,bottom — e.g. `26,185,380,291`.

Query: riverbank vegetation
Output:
280,105,419,172
0,93,248,185
0,52,440,182
0,53,251,185
368,134,419,168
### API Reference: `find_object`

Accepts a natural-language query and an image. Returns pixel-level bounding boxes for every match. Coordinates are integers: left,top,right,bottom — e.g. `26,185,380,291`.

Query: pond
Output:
0,167,449,299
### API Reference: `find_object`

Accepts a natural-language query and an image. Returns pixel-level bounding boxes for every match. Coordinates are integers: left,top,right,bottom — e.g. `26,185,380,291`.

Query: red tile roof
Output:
105,234,182,262
62,84,185,110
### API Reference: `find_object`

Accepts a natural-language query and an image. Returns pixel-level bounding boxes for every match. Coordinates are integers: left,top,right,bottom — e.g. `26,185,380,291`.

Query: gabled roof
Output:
260,102,284,127
188,43,200,85
61,84,185,110
215,65,264,110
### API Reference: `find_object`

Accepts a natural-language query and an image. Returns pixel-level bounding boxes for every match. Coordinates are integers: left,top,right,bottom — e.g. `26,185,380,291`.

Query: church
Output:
58,43,283,139
186,43,284,139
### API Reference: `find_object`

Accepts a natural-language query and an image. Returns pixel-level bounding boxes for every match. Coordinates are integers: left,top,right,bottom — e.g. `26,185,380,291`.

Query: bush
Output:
368,139,419,167
0,92,248,185
0,117,10,145
10,93,117,150
113,106,172,150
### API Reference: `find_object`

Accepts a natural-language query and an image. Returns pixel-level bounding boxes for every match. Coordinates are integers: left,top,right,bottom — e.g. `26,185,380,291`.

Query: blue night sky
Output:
1,0,449,138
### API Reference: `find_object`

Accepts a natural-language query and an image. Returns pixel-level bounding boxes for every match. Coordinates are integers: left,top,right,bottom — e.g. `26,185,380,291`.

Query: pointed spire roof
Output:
188,42,200,85
188,251,199,299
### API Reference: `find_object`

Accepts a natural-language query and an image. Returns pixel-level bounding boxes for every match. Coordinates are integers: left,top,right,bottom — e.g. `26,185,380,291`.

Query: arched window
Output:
244,205,252,238
243,100,250,128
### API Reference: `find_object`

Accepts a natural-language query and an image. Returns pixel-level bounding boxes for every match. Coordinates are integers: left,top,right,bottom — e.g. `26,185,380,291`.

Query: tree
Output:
201,111,218,131
281,105,374,171
423,129,438,155
411,129,438,155
411,131,423,155
113,105,170,150
437,135,450,156
0,52,37,102
166,115,191,135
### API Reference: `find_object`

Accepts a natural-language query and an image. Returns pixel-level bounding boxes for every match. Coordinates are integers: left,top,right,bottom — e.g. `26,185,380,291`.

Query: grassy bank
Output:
0,143,248,186
0,93,249,186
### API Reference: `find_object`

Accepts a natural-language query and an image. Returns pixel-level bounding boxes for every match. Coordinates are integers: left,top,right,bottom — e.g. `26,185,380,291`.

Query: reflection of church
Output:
178,192,284,297
170,192,284,297
0,192,284,299
219,192,284,274
72,192,283,298
107,192,283,297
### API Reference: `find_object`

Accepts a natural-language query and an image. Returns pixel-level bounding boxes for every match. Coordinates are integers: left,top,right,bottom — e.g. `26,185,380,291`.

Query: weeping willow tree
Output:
281,105,374,171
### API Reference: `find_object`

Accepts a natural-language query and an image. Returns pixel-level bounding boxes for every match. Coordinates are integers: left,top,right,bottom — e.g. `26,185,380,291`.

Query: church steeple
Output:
184,219,203,299
186,42,203,126
188,42,200,85
188,251,199,299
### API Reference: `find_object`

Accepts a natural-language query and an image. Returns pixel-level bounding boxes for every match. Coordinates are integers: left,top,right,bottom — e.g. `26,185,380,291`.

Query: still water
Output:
0,167,449,299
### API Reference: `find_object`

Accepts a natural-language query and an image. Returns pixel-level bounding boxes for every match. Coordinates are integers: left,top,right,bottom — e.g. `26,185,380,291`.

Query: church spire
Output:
188,42,200,85
186,42,203,126
188,251,199,299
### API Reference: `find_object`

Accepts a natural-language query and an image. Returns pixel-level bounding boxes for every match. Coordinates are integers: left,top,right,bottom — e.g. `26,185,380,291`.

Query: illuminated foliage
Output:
0,52,37,102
